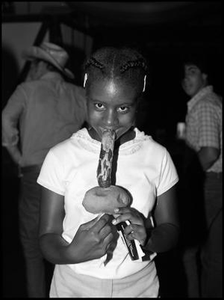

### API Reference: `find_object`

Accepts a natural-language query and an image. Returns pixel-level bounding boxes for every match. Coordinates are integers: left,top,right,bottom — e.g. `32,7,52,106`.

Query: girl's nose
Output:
104,109,118,127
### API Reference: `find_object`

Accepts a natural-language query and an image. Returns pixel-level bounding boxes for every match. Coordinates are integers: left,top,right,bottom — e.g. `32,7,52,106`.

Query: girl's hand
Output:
112,207,147,246
68,214,116,263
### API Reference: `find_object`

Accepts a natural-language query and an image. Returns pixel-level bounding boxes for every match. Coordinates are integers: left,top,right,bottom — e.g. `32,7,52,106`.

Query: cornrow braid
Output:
85,57,104,71
120,59,147,74
84,47,148,95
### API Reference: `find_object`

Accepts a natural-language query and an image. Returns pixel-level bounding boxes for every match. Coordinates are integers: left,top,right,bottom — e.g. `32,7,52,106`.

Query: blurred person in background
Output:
2,42,87,297
180,54,222,298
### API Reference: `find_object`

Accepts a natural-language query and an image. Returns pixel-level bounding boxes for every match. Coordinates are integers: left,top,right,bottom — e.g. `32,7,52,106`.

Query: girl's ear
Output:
142,75,147,92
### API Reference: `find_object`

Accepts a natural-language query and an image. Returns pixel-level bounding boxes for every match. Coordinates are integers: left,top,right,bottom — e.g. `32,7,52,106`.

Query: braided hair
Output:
84,47,148,97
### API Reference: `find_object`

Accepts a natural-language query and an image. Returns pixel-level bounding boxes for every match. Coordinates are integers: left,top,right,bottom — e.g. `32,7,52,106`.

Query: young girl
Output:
37,46,180,297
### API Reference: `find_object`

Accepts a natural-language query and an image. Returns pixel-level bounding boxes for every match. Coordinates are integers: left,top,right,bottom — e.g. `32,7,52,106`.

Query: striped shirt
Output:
185,86,222,173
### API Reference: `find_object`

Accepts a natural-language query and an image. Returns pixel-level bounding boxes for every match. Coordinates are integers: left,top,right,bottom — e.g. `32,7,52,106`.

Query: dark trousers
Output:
179,170,222,298
200,172,222,298
19,166,49,298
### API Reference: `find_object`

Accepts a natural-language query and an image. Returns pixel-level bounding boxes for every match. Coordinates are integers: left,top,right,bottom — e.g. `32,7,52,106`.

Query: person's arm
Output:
196,101,220,171
39,186,115,265
197,146,220,171
2,86,25,165
3,144,22,166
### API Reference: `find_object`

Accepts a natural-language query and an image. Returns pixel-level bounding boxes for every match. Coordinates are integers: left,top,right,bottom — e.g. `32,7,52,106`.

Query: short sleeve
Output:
157,149,179,196
37,149,65,195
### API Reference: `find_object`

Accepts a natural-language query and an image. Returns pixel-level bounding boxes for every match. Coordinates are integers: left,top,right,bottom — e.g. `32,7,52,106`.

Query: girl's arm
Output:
142,185,180,253
39,186,114,264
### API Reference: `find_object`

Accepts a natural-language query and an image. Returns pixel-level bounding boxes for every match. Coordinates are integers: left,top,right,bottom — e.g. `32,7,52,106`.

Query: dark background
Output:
2,2,222,297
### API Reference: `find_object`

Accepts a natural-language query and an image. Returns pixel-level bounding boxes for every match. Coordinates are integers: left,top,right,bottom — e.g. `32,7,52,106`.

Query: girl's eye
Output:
94,103,105,110
117,106,129,113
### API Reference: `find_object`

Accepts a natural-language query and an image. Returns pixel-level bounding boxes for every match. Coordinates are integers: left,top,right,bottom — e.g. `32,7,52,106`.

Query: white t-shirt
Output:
37,127,178,279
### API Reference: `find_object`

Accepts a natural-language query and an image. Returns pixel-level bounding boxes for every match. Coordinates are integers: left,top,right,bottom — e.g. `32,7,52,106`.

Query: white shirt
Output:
37,127,178,279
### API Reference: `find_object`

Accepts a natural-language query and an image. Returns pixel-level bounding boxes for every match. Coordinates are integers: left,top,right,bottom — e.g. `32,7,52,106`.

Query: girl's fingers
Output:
114,207,131,215
112,209,143,226
112,214,131,225
92,214,111,233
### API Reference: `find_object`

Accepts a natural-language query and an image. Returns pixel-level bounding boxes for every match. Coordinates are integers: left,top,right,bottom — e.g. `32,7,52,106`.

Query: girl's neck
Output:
118,128,136,146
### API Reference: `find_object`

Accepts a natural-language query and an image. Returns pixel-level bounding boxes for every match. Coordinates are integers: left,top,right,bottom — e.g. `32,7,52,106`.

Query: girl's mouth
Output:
100,128,117,138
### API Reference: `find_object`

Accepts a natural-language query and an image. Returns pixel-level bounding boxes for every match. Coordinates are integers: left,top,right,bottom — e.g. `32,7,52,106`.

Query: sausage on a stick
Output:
82,129,131,214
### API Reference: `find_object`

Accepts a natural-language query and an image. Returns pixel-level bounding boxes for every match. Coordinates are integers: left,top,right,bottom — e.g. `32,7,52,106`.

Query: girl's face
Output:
86,78,139,143
182,64,207,98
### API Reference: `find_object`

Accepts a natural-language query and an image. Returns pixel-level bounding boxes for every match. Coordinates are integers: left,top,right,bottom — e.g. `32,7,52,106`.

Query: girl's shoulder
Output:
119,128,166,156
135,128,166,149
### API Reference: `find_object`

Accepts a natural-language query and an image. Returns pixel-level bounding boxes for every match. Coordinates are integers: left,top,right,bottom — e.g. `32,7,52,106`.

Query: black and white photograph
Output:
2,2,222,298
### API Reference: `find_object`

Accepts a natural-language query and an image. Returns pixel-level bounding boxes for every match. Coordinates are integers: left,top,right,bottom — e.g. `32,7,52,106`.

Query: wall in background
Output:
2,22,48,72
